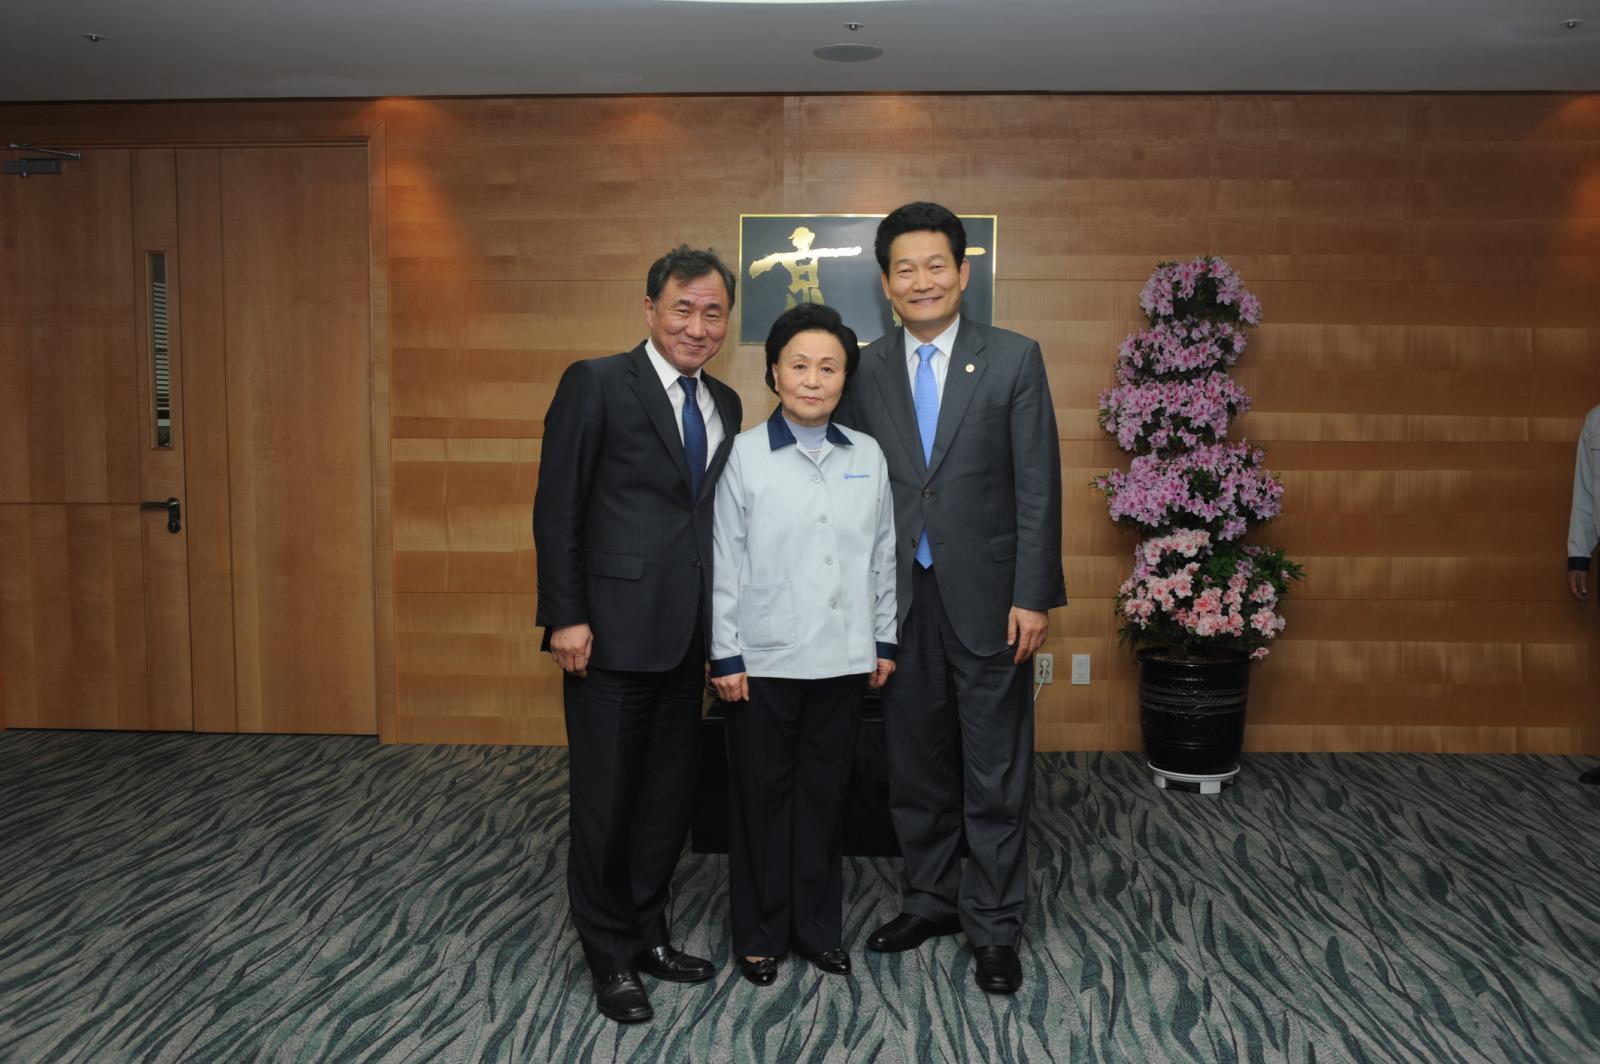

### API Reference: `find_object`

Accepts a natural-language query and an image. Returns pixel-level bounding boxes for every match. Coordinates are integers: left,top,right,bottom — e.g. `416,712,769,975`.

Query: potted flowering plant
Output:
1094,257,1303,791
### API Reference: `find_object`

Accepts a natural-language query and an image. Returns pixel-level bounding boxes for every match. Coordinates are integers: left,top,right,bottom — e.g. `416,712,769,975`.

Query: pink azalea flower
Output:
1103,257,1299,661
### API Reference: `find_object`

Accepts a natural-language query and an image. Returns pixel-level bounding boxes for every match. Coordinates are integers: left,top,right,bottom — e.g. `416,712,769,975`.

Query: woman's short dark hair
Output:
763,303,861,393
874,201,967,274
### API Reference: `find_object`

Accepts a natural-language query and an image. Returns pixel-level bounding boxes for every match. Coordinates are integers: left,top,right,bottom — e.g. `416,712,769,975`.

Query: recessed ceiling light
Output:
813,43,884,62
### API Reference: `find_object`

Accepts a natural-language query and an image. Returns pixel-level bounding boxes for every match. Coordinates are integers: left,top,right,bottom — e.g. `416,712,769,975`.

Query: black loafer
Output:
634,945,716,983
972,945,1022,994
738,956,780,986
867,912,962,953
593,971,653,1023
804,948,851,975
1580,765,1600,785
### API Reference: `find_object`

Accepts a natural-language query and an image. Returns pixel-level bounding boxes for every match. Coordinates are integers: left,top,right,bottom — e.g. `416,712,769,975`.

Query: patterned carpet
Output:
1,731,1597,1063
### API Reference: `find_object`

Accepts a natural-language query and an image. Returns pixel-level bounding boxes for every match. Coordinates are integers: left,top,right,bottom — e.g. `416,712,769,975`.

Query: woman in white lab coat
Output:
709,303,898,985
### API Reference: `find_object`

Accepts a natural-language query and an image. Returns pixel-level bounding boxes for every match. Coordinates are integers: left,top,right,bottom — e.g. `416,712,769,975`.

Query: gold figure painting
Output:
748,226,864,309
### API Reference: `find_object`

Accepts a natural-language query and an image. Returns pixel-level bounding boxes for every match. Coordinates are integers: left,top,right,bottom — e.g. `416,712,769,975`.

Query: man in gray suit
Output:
834,202,1065,994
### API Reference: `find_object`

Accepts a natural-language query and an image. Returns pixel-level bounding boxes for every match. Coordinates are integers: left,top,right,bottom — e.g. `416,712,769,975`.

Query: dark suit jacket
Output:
835,318,1065,657
534,343,742,672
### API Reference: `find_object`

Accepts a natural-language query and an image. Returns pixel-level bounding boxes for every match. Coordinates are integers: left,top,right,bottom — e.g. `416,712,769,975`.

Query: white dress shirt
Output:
1568,404,1600,566
901,316,961,404
710,411,898,680
645,339,726,456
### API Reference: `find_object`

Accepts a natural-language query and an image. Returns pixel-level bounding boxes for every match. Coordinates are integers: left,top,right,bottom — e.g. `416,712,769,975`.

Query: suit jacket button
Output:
922,488,934,498
693,558,702,568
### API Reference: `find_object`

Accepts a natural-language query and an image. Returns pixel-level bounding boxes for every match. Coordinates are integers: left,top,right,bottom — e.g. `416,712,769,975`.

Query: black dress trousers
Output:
562,621,707,976
724,673,866,958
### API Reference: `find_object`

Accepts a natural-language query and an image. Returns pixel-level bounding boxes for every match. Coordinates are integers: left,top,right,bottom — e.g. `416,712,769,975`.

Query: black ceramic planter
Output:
1136,649,1250,780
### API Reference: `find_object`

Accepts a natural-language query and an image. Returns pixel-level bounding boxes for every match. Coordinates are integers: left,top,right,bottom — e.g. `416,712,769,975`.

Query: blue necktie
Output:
913,343,938,568
680,375,707,498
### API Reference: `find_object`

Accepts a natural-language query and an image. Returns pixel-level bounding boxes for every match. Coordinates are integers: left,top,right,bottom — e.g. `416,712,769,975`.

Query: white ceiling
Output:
1,0,1597,103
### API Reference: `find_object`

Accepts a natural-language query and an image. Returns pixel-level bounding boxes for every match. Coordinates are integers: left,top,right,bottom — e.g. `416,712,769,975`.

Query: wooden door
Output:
177,146,378,735
0,149,193,730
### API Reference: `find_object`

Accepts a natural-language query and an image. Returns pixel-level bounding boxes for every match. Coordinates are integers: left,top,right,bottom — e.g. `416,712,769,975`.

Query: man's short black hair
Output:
874,201,967,275
646,245,737,307
762,303,860,393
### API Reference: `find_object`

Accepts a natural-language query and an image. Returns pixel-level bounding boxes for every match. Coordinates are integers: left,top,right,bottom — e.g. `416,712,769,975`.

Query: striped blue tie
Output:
679,376,707,498
913,343,938,568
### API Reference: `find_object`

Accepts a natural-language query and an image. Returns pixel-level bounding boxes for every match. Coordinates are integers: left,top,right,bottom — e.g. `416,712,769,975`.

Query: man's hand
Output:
1570,570,1590,603
1007,606,1049,664
868,658,896,689
550,623,594,678
711,672,750,702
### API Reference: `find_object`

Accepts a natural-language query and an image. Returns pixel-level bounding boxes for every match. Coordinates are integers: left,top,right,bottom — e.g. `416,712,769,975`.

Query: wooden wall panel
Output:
368,123,399,744
129,149,194,732
0,506,150,729
219,146,378,736
0,149,138,506
177,149,239,733
3,92,1598,752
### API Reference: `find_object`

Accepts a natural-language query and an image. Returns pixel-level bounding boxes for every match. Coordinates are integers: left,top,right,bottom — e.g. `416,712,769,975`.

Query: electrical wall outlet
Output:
1070,653,1091,685
1033,653,1053,684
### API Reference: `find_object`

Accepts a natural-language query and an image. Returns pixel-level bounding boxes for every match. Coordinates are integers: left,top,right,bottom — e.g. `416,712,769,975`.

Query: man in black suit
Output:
534,246,743,1023
835,203,1065,994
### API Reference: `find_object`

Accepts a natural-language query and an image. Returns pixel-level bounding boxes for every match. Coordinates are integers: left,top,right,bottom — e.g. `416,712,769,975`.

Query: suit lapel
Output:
626,344,694,493
701,376,738,502
928,319,988,478
873,332,928,476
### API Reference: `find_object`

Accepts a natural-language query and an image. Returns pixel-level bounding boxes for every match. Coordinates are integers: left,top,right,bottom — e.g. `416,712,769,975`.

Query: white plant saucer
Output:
1150,763,1239,795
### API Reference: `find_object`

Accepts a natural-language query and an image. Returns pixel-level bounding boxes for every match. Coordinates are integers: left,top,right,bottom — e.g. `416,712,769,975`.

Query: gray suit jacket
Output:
835,317,1066,657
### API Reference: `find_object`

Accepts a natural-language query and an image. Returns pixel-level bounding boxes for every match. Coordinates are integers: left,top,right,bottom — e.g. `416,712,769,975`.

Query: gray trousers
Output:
883,564,1034,945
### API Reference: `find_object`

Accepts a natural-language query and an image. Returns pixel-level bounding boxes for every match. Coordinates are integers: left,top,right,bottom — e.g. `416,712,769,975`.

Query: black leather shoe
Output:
634,945,715,983
867,913,962,953
738,956,780,986
973,945,1023,994
593,971,653,1023
1580,765,1600,785
804,949,851,975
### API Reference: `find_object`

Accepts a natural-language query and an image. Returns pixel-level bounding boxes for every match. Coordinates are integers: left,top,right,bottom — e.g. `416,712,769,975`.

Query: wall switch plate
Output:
1033,653,1053,684
1070,653,1091,685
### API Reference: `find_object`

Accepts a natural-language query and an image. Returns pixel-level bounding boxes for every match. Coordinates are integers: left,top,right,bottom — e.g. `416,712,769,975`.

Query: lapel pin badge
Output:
964,363,975,373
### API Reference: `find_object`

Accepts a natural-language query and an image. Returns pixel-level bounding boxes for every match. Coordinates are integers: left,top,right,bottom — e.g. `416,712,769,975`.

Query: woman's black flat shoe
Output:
739,956,780,986
805,949,851,975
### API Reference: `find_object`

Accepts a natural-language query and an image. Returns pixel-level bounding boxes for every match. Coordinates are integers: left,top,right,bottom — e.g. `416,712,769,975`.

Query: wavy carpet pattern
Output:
1,731,1597,1063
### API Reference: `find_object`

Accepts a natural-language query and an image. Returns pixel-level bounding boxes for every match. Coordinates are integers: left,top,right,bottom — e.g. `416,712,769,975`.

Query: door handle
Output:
140,497,181,534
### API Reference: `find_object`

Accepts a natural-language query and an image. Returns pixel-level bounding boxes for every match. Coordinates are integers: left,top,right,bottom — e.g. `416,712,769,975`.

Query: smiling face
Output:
774,329,848,428
643,271,730,375
881,229,970,343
